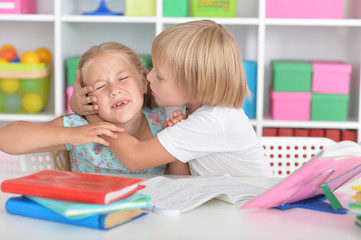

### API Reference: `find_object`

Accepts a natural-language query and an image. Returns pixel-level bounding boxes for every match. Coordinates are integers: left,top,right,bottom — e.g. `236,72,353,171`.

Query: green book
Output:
26,193,151,219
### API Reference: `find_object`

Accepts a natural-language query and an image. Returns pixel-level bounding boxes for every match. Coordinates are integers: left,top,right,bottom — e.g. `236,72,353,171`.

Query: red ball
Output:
0,48,18,62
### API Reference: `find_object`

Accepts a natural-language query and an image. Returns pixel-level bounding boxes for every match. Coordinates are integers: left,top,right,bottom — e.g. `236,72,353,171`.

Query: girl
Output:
71,20,272,177
0,42,188,175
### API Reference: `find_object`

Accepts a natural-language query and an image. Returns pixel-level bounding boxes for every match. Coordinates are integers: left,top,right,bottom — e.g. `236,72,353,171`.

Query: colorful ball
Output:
0,92,3,108
0,57,8,63
4,94,21,112
36,47,52,63
0,47,18,62
22,93,42,113
20,51,40,64
0,44,15,52
0,78,20,93
21,79,40,92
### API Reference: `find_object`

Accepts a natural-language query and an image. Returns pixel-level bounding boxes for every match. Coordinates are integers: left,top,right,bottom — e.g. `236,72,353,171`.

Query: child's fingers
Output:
172,110,183,117
73,70,82,90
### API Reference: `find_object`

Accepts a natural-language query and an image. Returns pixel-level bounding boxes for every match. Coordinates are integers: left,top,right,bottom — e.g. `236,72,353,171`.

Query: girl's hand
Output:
69,70,99,115
68,122,124,146
162,110,187,129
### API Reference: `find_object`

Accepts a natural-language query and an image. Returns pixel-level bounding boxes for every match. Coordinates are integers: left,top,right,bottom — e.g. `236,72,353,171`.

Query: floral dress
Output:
64,107,167,175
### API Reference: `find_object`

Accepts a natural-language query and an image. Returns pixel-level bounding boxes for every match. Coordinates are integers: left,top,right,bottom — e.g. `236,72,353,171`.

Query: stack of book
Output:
0,170,151,230
348,185,361,228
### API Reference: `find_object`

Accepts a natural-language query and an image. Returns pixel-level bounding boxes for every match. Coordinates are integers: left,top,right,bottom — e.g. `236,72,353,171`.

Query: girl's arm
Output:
0,118,123,155
86,114,187,173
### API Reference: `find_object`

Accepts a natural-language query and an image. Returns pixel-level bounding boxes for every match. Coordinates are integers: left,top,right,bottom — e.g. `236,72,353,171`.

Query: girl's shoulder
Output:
143,106,166,124
63,114,89,127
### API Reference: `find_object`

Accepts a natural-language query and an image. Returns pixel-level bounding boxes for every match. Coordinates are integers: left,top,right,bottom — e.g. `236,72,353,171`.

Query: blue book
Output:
26,192,151,219
5,197,147,230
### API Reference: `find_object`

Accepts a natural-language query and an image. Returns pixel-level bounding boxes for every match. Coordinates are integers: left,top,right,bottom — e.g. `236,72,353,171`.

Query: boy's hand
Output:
68,122,124,146
162,110,187,129
69,70,99,115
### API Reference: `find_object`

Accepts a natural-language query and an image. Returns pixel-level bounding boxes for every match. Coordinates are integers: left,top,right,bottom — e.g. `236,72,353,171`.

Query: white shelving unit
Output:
0,0,361,140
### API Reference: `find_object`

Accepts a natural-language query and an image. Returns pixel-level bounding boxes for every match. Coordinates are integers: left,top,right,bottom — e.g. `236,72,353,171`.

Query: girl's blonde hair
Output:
55,42,156,171
152,20,250,108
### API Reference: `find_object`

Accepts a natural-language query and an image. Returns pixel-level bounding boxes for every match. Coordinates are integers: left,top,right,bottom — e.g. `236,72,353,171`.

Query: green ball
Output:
21,79,40,92
0,92,4,108
4,94,21,112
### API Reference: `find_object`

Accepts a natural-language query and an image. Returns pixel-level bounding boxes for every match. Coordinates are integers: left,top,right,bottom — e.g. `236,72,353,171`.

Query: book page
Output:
139,174,267,216
315,141,361,159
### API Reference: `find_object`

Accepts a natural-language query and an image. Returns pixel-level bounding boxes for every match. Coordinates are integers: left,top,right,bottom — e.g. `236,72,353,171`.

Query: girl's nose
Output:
110,86,121,97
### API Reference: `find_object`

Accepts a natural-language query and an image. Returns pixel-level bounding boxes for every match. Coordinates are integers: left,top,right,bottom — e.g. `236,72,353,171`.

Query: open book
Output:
240,140,361,211
138,174,268,216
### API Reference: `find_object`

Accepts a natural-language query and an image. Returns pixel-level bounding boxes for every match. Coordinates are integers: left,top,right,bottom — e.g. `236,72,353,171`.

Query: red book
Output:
1,170,144,205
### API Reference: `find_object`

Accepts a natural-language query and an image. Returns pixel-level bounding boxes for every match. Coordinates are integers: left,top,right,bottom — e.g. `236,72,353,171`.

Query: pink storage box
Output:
0,0,36,14
311,61,352,94
266,0,343,19
271,91,311,121
67,86,74,114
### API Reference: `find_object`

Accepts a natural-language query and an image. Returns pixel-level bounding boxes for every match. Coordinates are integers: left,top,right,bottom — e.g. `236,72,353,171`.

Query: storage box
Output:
126,0,155,16
271,91,311,121
191,0,237,17
242,60,257,119
0,63,51,113
66,86,73,114
66,57,80,87
164,0,188,17
311,61,352,94
0,0,36,14
311,93,349,121
272,61,312,92
266,0,343,19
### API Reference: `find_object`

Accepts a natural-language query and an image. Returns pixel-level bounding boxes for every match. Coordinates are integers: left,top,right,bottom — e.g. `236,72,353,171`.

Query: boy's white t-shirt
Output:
157,105,273,177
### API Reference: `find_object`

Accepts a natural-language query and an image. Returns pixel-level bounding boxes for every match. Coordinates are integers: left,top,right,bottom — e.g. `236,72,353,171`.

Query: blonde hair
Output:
78,42,155,109
152,20,250,108
55,42,156,171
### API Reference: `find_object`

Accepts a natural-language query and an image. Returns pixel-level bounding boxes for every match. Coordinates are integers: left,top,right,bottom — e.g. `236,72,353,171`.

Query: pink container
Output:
0,0,36,14
271,91,311,121
266,0,343,19
67,86,74,114
311,61,352,94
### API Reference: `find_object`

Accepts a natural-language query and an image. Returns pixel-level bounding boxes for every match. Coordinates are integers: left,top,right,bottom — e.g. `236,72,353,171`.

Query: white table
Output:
0,171,360,240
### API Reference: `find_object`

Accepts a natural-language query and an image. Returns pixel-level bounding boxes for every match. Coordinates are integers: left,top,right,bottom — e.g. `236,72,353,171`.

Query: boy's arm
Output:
69,70,99,115
0,118,123,155
86,114,187,173
166,161,190,175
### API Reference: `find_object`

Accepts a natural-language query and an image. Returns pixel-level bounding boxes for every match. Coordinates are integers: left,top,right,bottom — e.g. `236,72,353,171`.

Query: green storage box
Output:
66,57,81,87
164,0,188,17
126,0,156,16
0,63,51,113
311,93,349,121
140,55,153,71
191,0,237,17
272,60,312,92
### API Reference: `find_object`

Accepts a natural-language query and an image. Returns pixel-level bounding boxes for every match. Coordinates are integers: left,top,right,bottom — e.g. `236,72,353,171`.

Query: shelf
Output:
0,0,360,141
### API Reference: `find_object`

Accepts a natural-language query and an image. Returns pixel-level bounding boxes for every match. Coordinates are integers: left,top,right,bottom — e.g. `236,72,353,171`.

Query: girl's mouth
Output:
112,100,129,109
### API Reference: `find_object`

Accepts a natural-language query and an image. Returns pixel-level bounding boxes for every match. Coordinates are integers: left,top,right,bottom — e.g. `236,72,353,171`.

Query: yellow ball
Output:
36,47,52,63
20,51,40,64
22,93,42,113
0,57,8,63
0,78,20,93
